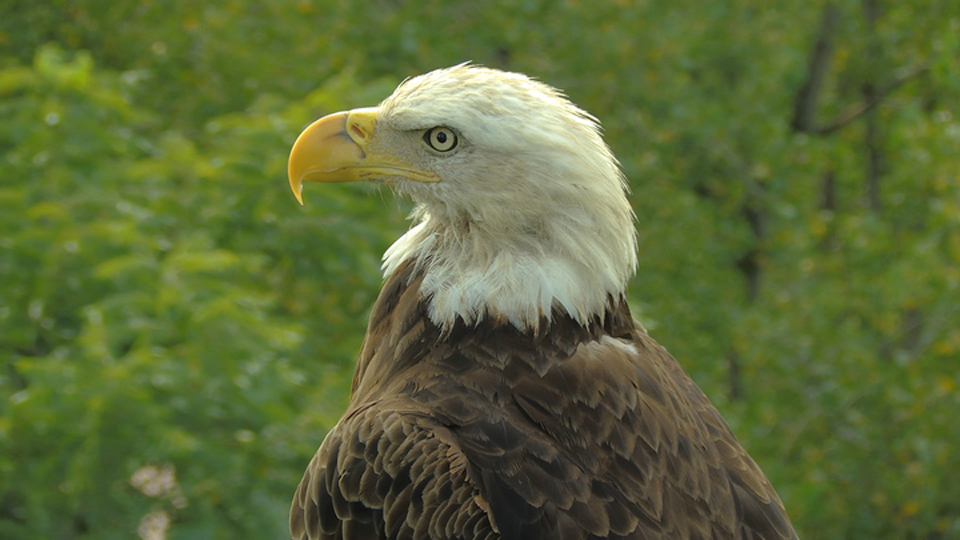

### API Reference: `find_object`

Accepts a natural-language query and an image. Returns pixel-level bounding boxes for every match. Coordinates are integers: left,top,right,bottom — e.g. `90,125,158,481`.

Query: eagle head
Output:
289,64,637,331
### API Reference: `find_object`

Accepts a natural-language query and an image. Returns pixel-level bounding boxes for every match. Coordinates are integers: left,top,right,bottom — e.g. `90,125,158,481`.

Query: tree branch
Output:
813,62,930,136
792,3,840,133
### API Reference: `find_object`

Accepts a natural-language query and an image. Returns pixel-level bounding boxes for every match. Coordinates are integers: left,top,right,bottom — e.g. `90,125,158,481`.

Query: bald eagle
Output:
287,65,797,540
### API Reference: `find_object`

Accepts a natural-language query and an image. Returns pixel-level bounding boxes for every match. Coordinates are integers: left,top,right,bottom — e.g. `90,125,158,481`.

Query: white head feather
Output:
377,65,637,331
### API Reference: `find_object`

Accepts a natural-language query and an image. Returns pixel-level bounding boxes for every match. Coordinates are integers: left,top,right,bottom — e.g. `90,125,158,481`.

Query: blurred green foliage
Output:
1,1,958,538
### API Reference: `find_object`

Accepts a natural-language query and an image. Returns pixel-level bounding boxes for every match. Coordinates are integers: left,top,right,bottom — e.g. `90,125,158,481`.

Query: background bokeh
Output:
2,1,959,538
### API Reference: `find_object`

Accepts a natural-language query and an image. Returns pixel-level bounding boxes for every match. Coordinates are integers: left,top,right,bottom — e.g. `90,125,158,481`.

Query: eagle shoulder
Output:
290,401,498,540
505,328,798,539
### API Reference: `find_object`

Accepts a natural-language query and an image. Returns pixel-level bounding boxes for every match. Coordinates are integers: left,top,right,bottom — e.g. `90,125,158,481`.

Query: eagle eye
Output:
424,127,459,153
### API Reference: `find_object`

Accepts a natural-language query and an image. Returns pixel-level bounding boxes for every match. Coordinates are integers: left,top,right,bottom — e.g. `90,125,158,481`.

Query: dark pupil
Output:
435,131,447,144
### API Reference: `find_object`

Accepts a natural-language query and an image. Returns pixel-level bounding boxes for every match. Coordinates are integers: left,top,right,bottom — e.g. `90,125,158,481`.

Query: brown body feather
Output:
290,260,798,539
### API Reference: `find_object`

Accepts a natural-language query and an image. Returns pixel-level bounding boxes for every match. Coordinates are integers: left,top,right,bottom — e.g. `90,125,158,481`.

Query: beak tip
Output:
289,167,305,205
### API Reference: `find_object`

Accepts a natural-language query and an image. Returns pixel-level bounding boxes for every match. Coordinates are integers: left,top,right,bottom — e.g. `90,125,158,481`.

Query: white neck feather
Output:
382,202,635,332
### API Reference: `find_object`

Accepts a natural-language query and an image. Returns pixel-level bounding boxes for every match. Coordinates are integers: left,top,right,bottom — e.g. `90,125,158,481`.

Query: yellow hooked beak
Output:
287,107,440,205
